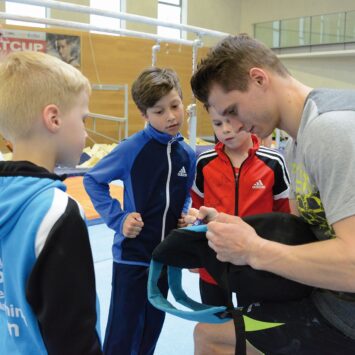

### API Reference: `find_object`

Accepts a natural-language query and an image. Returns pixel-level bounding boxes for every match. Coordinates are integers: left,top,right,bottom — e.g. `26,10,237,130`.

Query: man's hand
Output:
123,212,144,238
206,213,265,266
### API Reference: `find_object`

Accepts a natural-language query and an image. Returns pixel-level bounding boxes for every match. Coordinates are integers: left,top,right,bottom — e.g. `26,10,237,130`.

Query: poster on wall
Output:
0,28,81,69
46,33,81,69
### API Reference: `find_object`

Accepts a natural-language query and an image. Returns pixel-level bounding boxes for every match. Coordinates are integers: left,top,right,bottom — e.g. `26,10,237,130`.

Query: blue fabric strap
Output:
148,260,230,323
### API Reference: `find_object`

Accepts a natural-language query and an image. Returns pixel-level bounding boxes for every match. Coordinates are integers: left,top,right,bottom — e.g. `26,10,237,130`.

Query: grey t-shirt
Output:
286,88,355,339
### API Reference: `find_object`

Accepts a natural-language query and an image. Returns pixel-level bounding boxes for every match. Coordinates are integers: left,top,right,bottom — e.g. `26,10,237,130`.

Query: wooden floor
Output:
64,176,123,221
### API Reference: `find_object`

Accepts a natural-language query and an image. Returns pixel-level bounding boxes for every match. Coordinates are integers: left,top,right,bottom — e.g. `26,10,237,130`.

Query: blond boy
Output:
0,51,102,354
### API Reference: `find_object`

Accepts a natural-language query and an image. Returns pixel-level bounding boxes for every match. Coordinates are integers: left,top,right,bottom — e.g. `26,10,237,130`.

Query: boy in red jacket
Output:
191,106,290,305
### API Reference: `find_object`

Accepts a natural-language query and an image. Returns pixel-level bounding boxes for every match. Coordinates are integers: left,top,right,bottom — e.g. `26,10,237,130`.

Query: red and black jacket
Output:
191,135,290,284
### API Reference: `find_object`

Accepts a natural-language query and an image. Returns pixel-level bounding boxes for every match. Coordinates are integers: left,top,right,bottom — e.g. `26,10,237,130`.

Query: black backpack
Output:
149,212,317,355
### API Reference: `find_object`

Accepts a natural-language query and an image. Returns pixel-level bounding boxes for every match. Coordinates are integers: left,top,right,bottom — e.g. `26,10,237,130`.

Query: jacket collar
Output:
0,160,65,181
215,134,260,163
144,123,183,145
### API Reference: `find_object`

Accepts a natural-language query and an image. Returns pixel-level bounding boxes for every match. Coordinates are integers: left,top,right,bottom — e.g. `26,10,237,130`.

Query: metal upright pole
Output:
188,38,203,151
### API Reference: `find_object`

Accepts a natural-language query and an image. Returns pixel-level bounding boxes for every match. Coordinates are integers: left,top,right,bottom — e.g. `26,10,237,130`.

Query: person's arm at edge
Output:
247,214,355,292
83,144,130,232
247,119,355,291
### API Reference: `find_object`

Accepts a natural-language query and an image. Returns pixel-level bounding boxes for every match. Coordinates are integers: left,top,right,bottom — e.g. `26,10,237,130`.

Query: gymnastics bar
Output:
0,12,196,46
91,84,128,140
87,113,127,144
6,0,229,39
89,83,128,143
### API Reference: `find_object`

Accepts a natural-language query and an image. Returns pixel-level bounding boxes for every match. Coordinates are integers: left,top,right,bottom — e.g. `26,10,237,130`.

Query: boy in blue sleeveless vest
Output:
84,67,196,355
0,51,102,354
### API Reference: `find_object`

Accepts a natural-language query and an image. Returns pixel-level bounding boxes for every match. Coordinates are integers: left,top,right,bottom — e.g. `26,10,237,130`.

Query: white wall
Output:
239,0,355,35
186,0,240,46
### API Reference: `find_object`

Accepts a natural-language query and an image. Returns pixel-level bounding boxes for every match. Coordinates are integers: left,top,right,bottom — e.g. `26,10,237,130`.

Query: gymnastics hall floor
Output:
64,176,199,354
64,176,123,225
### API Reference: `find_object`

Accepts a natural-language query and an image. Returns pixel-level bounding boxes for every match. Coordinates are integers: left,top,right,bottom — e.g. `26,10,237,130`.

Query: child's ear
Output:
141,111,148,120
42,104,61,133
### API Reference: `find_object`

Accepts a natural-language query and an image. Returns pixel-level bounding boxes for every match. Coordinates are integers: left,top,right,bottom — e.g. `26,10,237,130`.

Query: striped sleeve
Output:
257,147,290,200
191,149,217,199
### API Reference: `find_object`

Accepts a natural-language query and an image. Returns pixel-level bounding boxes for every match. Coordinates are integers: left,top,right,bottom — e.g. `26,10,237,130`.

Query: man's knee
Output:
194,323,215,355
194,323,210,354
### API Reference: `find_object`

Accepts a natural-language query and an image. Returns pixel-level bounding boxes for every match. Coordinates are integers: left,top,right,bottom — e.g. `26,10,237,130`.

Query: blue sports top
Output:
0,161,102,355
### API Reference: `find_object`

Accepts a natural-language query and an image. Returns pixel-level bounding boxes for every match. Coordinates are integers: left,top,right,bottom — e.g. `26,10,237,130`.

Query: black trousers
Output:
103,263,168,355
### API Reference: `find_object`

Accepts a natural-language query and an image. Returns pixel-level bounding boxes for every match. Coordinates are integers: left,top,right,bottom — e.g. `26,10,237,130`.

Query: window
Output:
5,2,46,28
254,21,280,48
158,0,182,39
90,0,121,34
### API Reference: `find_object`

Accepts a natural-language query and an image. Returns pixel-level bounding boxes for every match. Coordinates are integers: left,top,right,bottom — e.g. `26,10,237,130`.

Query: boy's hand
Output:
123,212,144,238
183,207,200,225
197,206,219,223
184,206,219,225
177,213,188,228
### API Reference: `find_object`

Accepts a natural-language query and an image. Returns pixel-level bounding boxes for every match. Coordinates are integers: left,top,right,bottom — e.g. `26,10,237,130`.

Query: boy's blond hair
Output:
0,50,91,141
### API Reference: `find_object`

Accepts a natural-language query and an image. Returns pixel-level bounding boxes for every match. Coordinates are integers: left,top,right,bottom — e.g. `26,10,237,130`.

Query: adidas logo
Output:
178,166,187,177
252,179,265,189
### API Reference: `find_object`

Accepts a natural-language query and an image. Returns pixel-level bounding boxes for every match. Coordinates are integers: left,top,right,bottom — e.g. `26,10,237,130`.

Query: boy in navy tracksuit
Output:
0,51,102,354
84,67,196,355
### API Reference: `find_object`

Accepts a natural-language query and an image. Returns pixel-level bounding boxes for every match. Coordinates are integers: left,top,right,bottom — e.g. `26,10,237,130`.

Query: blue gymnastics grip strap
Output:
148,260,229,323
148,260,284,331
